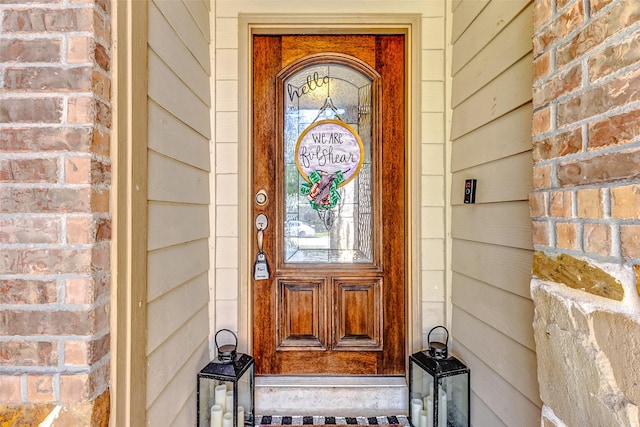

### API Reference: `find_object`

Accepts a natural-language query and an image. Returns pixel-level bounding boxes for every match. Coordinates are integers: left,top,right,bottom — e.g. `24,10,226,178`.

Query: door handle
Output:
254,214,269,280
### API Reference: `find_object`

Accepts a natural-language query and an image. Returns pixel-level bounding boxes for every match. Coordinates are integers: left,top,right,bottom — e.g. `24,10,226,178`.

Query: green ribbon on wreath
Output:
300,170,344,210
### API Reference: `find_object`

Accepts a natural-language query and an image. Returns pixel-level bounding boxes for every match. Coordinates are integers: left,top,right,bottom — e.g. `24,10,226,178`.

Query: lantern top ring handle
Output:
215,329,238,362
427,325,449,346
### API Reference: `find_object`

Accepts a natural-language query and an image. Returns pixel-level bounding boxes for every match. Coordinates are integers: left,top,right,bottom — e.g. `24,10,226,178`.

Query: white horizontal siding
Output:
146,0,212,425
450,0,538,425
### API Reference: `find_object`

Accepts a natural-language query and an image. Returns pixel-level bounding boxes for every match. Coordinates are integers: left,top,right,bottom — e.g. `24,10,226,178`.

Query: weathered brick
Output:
95,42,110,72
533,51,552,84
91,245,110,271
3,66,92,92
589,30,640,83
557,1,640,67
557,149,640,186
0,98,63,124
0,279,57,304
65,157,91,184
611,184,640,219
60,360,109,403
0,127,92,153
92,9,110,46
584,223,611,256
0,306,106,336
576,188,603,218
532,106,551,137
0,341,58,366
533,127,582,161
558,68,640,127
27,375,54,403
533,0,553,39
550,191,573,218
91,159,111,186
65,275,109,305
532,220,550,246
66,216,91,244
621,225,640,258
64,334,109,366
0,158,58,183
557,0,574,10
591,0,615,14
0,38,61,62
2,8,93,32
66,216,111,245
91,189,109,213
67,36,92,63
533,163,552,189
534,1,585,55
92,70,110,100
0,375,22,403
0,218,59,244
533,63,582,107
0,248,92,275
91,128,110,157
0,188,91,213
589,109,640,149
556,222,579,250
530,191,547,217
95,217,111,241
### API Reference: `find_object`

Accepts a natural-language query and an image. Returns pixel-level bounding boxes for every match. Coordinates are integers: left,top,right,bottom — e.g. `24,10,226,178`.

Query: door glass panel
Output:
284,63,373,264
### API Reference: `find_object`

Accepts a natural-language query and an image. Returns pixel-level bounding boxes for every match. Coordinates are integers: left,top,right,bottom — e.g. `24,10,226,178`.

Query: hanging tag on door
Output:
253,251,270,280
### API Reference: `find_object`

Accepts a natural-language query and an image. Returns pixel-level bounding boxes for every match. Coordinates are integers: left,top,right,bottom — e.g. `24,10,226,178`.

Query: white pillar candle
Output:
237,406,245,425
419,409,428,427
214,385,227,413
222,412,233,427
411,398,423,425
210,404,223,427
425,395,433,427
438,389,447,427
225,390,234,415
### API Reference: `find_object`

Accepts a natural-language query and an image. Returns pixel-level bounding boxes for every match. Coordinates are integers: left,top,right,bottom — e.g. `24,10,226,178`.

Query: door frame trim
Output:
238,14,422,373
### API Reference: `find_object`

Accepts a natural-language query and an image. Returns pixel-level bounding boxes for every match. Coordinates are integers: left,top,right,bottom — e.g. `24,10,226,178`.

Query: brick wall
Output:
0,0,111,424
531,0,640,425
531,0,640,262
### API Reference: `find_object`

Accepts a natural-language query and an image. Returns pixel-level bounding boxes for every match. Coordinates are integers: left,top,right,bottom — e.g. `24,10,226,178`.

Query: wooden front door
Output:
252,34,405,376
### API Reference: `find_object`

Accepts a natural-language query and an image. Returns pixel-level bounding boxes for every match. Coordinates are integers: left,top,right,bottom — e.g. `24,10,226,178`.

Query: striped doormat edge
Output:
256,415,410,426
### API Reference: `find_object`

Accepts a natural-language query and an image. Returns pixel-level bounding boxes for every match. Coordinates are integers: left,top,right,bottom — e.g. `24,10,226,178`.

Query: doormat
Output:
256,415,410,426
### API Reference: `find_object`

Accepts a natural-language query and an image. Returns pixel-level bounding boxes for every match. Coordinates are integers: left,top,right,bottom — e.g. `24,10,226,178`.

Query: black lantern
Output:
197,330,255,427
409,326,469,427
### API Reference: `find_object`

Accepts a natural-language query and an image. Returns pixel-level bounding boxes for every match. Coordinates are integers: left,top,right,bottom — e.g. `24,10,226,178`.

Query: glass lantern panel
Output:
437,374,469,427
198,370,254,427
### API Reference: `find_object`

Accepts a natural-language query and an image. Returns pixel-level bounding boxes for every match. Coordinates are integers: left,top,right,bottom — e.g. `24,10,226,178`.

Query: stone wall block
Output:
592,311,640,411
532,283,638,426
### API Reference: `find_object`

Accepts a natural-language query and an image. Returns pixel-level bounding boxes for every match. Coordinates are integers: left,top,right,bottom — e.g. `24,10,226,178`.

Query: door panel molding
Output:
238,14,423,375
277,278,328,350
333,277,383,351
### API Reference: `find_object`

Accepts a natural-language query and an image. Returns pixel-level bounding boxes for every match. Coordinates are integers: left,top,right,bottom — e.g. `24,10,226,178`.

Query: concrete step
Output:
255,376,408,417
